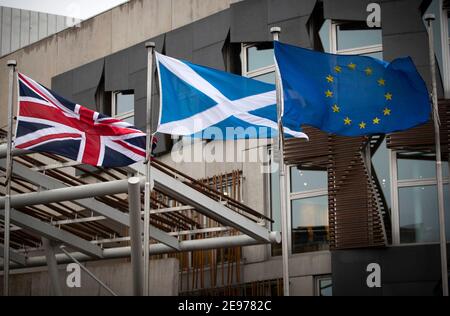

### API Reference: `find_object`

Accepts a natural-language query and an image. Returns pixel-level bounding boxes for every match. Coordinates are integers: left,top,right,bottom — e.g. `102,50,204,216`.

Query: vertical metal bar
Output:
59,246,118,296
425,14,449,297
3,60,16,297
42,238,63,296
128,177,143,296
271,27,290,296
144,41,156,296
389,150,400,245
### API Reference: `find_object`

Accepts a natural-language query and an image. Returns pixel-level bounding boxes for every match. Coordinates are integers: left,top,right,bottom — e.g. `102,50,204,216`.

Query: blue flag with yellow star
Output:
274,41,431,136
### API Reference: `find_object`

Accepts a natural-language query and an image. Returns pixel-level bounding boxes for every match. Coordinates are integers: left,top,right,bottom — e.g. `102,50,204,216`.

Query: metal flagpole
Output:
144,41,156,296
3,60,17,296
425,13,448,297
270,27,290,296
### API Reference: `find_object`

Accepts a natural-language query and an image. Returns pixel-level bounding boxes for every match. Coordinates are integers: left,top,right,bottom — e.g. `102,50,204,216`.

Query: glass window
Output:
247,45,274,72
316,276,333,296
398,158,437,180
363,51,383,60
336,25,382,51
291,196,329,254
122,115,135,125
113,91,134,125
399,185,450,243
114,91,134,115
372,139,391,209
319,20,331,53
290,168,328,193
253,72,275,84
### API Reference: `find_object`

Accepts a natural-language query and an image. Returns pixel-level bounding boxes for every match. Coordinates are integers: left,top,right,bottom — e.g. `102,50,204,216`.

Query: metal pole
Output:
3,60,16,296
42,238,63,296
425,13,448,297
128,177,143,296
1,234,281,269
144,41,156,296
271,27,290,296
59,246,118,296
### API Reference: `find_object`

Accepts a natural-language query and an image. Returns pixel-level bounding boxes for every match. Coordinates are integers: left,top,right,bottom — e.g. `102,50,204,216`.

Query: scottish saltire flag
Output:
15,73,146,167
155,52,307,139
274,41,431,137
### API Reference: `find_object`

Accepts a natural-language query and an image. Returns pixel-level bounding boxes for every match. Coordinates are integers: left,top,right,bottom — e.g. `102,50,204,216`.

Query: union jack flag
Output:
15,73,147,167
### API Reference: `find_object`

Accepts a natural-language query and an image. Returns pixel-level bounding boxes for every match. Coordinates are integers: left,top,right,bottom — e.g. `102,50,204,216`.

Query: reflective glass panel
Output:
399,185,450,243
253,72,275,84
290,168,328,193
337,26,382,51
115,92,134,115
291,196,329,253
247,46,274,72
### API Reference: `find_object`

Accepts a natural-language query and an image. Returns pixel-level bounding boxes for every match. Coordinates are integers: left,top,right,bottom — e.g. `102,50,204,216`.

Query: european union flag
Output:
274,41,431,136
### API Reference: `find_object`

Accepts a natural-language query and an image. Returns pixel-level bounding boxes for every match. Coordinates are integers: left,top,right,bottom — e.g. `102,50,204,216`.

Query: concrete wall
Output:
0,258,179,296
0,0,240,128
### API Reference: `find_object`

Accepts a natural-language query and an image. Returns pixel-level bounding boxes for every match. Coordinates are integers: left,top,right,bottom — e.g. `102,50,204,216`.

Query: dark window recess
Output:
95,73,111,116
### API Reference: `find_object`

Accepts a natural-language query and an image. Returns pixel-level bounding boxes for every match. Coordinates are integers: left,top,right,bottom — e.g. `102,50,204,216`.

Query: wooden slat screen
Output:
284,127,387,249
284,100,450,250
443,0,450,10
387,100,450,160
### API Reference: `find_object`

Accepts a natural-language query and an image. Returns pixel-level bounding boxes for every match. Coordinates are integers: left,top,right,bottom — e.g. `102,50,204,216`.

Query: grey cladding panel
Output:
129,68,147,101
128,34,165,74
381,0,425,36
193,41,226,70
331,244,447,296
193,10,230,50
230,0,270,43
166,24,193,61
133,93,160,133
51,71,74,101
73,88,98,107
269,16,312,48
52,58,104,110
267,0,317,23
72,58,105,94
382,32,429,66
323,0,374,21
105,50,129,91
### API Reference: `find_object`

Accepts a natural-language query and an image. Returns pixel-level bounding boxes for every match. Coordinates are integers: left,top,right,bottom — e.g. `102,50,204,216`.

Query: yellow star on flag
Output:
325,90,333,98
365,67,373,76
373,117,381,125
326,75,334,83
332,104,340,113
334,66,342,73
383,108,391,116
378,78,386,86
344,117,352,125
385,92,393,101
348,63,356,70
359,122,366,129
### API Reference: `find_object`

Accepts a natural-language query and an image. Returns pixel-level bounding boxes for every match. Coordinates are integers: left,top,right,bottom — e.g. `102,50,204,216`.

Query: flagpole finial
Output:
270,27,281,41
270,27,281,35
424,13,436,22
7,60,17,67
145,42,156,49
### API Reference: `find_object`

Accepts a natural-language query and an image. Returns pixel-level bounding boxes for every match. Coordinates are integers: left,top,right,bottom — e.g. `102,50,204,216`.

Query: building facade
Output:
0,6,76,58
0,0,449,296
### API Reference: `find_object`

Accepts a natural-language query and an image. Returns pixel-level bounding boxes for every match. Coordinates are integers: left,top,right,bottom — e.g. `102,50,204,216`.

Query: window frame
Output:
241,43,276,80
111,91,135,124
287,166,329,255
389,149,450,245
440,4,450,98
329,21,383,56
315,275,333,296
